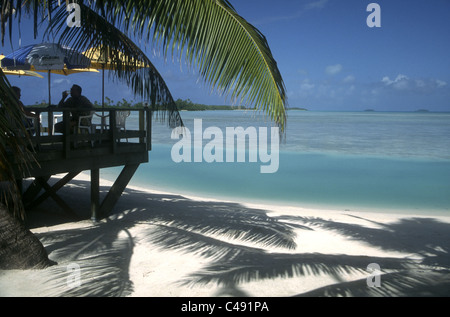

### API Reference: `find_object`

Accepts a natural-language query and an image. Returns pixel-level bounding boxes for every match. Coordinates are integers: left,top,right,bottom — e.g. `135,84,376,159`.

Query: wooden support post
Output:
47,71,53,135
91,168,100,222
98,163,139,219
146,109,152,151
63,110,71,157
48,110,53,136
139,110,144,144
110,111,117,153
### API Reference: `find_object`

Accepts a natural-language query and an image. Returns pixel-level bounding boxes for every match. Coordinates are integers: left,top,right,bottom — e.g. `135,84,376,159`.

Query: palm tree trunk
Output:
0,203,53,270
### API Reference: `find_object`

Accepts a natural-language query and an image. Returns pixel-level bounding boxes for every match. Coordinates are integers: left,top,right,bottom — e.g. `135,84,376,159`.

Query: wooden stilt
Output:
91,169,100,222
98,163,139,219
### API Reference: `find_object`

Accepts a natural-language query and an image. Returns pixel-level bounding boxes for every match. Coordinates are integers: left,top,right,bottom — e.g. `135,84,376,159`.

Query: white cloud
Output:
296,79,316,98
436,80,447,88
300,79,315,90
415,79,426,89
325,64,343,75
343,75,355,83
305,0,329,10
299,79,315,93
382,74,448,92
53,78,71,85
346,85,356,95
382,74,410,90
297,69,309,76
253,0,328,25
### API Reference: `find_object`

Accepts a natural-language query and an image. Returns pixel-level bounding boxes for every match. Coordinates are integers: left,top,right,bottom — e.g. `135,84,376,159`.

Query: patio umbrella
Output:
1,69,44,78
0,54,43,78
82,46,147,132
1,43,94,134
1,43,92,106
83,46,146,108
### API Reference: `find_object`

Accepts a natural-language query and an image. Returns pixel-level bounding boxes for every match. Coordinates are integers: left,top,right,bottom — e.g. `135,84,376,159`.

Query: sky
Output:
2,0,450,112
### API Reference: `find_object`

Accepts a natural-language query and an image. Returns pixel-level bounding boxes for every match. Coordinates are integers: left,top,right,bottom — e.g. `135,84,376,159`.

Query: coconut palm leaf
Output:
0,69,34,218
118,0,287,131
36,0,286,131
44,2,183,127
2,0,287,131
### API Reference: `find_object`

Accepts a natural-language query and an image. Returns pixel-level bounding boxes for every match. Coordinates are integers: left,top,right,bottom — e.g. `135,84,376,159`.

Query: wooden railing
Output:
25,107,152,156
6,107,153,219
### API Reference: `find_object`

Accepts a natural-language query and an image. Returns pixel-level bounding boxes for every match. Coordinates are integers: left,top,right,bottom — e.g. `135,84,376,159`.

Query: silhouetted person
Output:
54,84,93,133
11,86,39,134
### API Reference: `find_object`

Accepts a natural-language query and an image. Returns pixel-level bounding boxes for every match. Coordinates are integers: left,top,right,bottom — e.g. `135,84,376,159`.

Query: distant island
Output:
288,107,308,111
364,109,375,112
175,99,240,111
416,109,430,113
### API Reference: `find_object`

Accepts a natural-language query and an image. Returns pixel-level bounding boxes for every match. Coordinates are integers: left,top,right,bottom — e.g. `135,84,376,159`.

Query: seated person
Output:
54,84,93,133
11,86,39,135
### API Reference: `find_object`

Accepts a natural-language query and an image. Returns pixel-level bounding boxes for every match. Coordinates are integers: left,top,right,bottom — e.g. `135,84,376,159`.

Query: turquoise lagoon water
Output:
101,111,450,215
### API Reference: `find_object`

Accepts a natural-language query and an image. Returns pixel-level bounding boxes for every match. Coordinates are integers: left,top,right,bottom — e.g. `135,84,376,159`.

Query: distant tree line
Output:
174,98,239,111
30,97,242,110
30,97,308,112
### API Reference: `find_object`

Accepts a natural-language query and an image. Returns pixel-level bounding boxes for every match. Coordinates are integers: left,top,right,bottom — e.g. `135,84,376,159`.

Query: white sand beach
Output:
1,173,449,297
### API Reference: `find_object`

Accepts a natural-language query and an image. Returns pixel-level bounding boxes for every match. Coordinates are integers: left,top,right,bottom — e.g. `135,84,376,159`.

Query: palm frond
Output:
0,70,34,218
1,0,46,44
125,0,288,132
60,0,286,131
44,1,183,127
3,0,287,130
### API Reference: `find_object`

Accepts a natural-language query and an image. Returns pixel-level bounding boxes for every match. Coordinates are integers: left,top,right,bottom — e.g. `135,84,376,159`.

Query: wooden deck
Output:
11,107,152,221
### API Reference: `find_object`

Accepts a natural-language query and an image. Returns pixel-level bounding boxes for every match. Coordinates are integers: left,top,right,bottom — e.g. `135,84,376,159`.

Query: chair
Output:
24,113,41,136
93,112,109,132
93,110,130,142
116,110,130,141
75,111,96,147
53,114,63,133
48,113,64,135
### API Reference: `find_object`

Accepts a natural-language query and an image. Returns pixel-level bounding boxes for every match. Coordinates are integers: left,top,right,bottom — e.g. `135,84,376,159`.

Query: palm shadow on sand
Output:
11,177,450,297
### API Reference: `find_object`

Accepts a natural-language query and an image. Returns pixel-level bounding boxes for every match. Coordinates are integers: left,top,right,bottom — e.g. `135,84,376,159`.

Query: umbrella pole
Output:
102,65,105,132
48,70,53,136
48,70,51,106
102,66,105,111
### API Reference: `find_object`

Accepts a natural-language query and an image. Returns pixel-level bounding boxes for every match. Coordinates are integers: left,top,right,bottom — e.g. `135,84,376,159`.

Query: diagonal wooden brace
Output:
26,172,81,219
98,163,139,219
